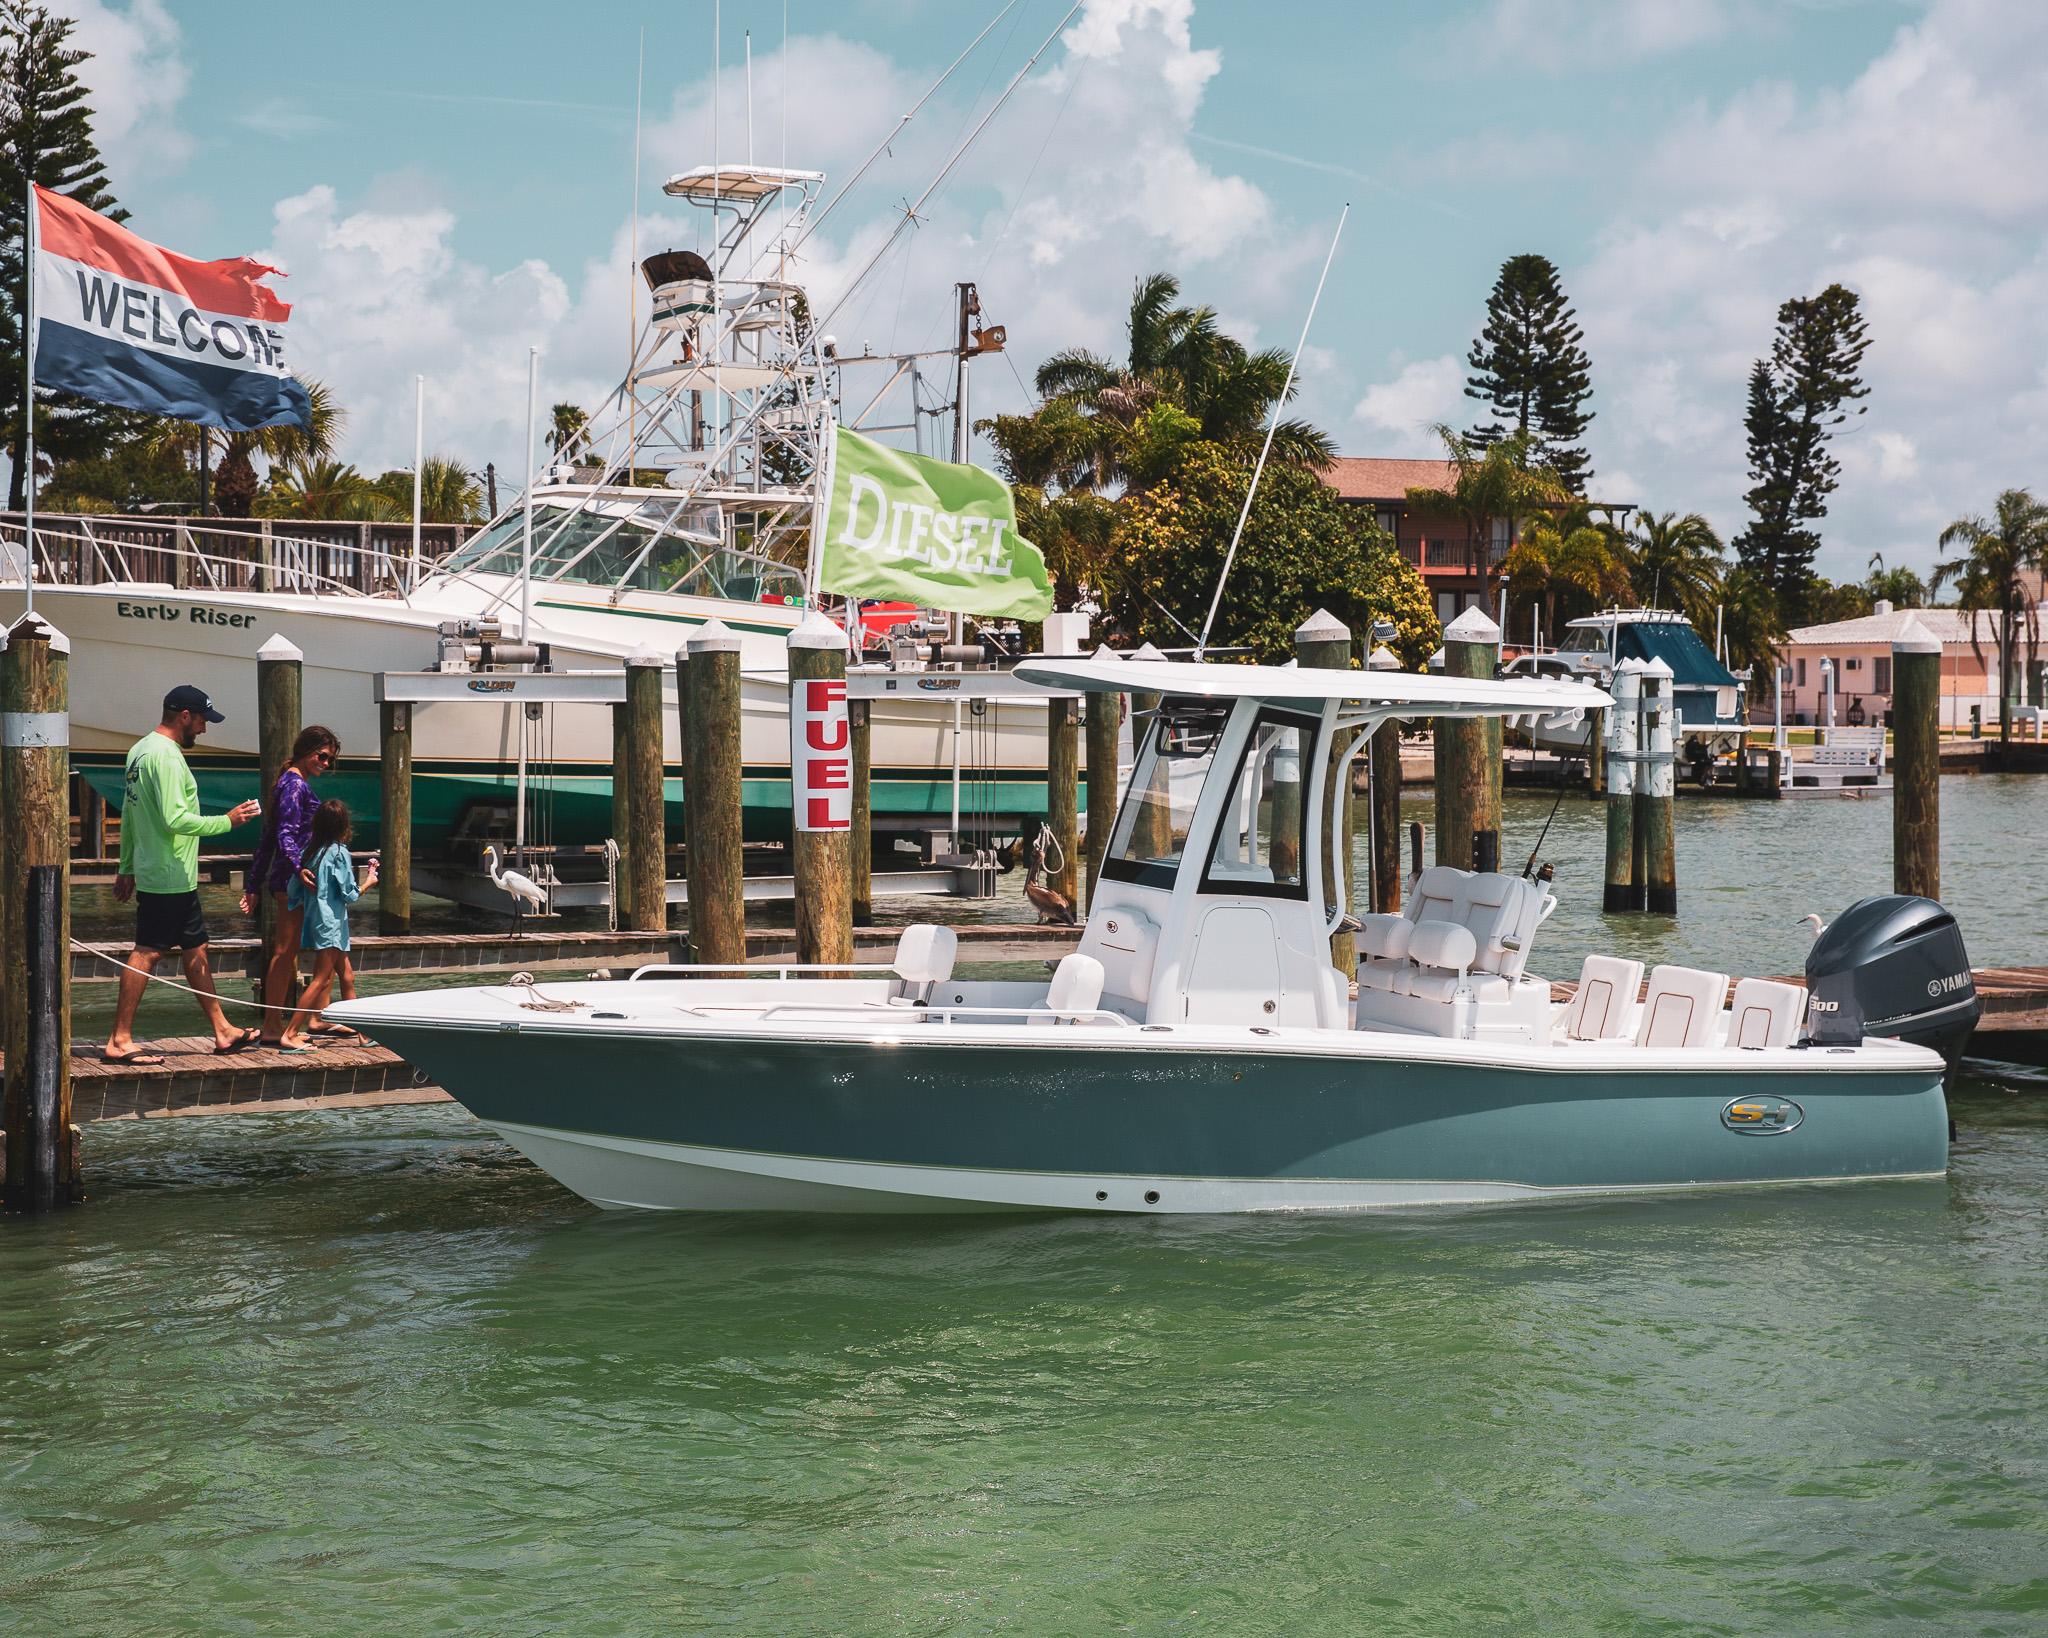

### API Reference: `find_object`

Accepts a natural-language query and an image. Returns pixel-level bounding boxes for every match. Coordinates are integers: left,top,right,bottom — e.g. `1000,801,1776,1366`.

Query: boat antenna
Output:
1195,202,1348,660
806,1,1082,343
787,1,1024,264
628,26,644,469
745,30,753,164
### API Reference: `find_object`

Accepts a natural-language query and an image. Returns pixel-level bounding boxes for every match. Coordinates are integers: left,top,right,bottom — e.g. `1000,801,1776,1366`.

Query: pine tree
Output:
1464,253,1596,495
1,5,128,513
1733,284,1871,622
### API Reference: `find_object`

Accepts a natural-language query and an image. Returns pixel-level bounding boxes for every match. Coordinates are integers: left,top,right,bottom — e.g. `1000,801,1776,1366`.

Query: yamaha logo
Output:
1927,972,1971,998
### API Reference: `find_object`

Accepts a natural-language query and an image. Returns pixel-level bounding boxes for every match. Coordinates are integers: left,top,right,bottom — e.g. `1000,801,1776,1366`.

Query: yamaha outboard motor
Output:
1805,895,1980,1081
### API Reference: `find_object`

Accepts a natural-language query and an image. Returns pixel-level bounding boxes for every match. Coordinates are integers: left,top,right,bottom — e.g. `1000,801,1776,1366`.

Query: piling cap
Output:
1443,605,1501,644
686,618,742,656
1367,644,1400,671
1639,656,1674,680
1294,607,1351,644
257,633,304,663
3,610,69,654
1426,646,1445,672
1892,616,1942,655
1129,642,1168,663
787,610,847,650
1089,643,1122,663
624,644,667,669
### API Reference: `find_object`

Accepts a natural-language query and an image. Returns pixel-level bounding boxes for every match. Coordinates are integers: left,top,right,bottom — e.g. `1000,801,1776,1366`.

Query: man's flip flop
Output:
102,1049,166,1067
214,1029,262,1055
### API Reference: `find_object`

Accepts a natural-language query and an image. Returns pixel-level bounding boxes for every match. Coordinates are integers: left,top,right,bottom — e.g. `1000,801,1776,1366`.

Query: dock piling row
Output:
683,623,746,962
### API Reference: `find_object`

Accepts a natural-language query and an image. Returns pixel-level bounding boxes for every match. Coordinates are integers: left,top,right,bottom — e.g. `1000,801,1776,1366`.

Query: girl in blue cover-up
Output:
279,799,379,1051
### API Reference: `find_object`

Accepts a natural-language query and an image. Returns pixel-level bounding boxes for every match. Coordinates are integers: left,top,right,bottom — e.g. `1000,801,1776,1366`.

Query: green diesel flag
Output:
816,424,1053,620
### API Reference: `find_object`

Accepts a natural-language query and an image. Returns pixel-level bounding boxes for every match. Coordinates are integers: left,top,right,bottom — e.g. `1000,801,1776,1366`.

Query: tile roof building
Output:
1779,601,2045,730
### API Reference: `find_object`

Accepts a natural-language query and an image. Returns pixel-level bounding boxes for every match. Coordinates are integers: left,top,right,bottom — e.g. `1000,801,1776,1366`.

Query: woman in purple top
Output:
242,724,340,1045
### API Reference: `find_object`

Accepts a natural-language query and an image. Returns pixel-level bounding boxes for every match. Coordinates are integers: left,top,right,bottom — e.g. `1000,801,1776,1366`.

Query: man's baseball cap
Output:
163,684,226,724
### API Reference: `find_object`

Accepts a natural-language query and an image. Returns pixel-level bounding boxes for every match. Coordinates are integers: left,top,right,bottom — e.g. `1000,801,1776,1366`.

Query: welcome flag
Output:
31,185,311,431
815,425,1052,621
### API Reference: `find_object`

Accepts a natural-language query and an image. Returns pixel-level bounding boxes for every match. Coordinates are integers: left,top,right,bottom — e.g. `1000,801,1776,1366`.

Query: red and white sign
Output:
791,676,850,831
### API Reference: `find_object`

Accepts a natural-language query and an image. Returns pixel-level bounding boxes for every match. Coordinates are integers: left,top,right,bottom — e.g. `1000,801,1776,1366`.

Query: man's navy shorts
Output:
135,889,209,952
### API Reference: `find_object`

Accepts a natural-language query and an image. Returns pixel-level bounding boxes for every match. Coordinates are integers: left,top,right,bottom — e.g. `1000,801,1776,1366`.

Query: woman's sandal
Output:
213,1028,262,1055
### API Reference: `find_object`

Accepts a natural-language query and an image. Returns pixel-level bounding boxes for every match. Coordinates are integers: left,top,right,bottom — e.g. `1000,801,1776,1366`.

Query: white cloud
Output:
1351,356,1465,448
1567,0,2048,579
59,0,190,181
1446,0,1738,72
234,98,333,141
251,0,1310,478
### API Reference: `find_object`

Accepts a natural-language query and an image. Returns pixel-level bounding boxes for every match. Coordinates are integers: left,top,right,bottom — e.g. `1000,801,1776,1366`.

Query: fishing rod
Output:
1195,202,1349,660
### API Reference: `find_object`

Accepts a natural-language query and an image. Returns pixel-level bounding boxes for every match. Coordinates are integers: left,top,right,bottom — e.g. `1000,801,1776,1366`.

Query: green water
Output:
11,776,2048,1632
4,1070,2046,1634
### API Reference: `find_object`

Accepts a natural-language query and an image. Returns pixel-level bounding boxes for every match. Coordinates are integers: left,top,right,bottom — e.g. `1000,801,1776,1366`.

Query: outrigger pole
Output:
1195,203,1349,661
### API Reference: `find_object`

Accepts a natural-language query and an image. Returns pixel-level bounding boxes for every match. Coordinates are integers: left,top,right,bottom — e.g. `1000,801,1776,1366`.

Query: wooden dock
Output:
10,959,2041,1127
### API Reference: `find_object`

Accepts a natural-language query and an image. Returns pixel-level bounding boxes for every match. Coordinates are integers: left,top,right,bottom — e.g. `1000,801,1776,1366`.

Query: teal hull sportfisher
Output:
334,645,1955,1215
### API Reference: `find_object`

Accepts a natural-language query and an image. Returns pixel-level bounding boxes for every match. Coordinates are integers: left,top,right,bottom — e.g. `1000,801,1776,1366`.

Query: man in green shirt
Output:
105,685,264,1064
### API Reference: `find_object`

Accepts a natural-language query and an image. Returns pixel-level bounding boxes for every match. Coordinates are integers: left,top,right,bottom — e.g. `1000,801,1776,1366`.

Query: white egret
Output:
483,845,548,931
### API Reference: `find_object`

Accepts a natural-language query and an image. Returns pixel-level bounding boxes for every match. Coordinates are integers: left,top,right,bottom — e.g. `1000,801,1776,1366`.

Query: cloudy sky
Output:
51,0,2047,581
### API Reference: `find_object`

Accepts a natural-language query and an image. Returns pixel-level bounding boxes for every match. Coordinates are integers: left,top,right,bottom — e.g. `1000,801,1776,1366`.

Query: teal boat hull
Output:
359,1022,1950,1213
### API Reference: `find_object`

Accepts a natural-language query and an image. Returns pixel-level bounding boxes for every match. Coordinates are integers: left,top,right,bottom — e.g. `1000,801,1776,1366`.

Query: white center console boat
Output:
332,654,1957,1213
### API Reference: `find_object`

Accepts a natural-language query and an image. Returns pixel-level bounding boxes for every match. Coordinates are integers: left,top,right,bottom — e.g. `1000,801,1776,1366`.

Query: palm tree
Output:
369,456,484,525
1863,551,1926,608
140,376,344,516
1934,488,2048,743
259,456,390,520
548,402,591,461
1503,515,1634,645
1028,271,1333,490
1404,425,1570,614
1629,510,1726,628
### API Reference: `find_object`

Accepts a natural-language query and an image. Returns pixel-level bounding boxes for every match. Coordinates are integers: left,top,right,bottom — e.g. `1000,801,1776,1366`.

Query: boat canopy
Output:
1615,619,1738,688
662,164,826,202
1015,656,1610,718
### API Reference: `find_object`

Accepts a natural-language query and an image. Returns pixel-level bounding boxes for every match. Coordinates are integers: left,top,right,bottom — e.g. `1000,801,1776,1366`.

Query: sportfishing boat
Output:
0,164,1049,850
330,655,1970,1213
1502,608,1746,770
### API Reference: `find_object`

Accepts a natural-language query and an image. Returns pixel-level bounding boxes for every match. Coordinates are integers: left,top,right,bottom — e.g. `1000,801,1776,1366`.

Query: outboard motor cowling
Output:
1804,895,1980,1078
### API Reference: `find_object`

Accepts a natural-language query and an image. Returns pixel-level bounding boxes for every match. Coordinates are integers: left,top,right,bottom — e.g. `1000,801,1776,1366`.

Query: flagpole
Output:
21,179,36,615
410,373,424,591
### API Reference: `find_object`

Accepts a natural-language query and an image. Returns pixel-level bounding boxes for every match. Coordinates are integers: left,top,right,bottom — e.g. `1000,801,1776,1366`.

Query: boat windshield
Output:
1200,710,1314,899
1557,625,1607,654
434,500,804,601
1104,701,1231,889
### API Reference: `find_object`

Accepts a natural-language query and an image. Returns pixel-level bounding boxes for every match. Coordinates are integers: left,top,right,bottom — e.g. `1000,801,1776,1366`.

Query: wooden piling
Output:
621,651,669,932
1083,682,1121,907
1435,607,1500,871
788,614,852,967
3,613,77,1212
610,701,632,910
1046,696,1081,909
1892,619,1942,900
850,698,873,924
1296,609,1356,975
377,701,412,932
1367,644,1403,916
683,622,746,962
1587,707,1606,798
1128,646,1174,862
255,635,302,954
1602,662,1640,912
1639,659,1677,915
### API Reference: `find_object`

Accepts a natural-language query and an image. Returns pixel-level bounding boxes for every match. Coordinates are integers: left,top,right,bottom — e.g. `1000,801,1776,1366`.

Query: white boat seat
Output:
1636,965,1729,1049
1729,977,1804,1050
1356,958,1406,992
1406,919,1476,977
1356,864,1468,962
1456,872,1550,980
889,923,957,1004
1405,969,1510,1005
1563,955,1643,1041
1032,953,1107,1026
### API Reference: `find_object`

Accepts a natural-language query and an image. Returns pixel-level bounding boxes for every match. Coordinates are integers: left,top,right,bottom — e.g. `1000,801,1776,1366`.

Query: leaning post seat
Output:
1359,868,1555,1001
1728,977,1805,1050
1561,955,1645,1042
